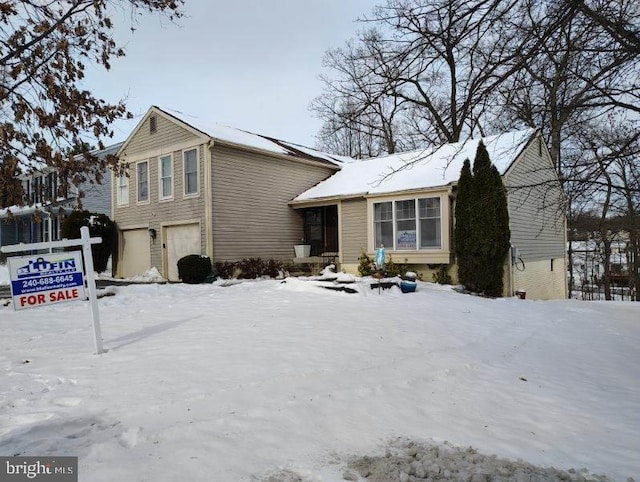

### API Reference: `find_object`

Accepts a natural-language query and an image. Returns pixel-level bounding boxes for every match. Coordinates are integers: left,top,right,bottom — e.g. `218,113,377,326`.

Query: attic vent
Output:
150,115,157,134
538,137,542,157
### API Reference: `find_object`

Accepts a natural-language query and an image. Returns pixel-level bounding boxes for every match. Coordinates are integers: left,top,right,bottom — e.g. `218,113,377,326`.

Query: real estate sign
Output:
8,252,85,310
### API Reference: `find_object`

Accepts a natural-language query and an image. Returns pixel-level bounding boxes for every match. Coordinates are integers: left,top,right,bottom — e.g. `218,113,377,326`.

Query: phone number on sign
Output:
21,275,77,288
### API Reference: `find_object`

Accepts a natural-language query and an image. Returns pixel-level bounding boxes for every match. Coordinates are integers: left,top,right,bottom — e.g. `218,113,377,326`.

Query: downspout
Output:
204,140,214,261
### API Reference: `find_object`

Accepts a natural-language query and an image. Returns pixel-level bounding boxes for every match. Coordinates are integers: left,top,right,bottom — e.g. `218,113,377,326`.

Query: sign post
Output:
1,226,104,354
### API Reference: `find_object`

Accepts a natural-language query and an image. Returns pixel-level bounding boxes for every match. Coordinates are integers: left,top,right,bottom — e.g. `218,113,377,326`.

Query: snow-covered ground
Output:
1,276,639,481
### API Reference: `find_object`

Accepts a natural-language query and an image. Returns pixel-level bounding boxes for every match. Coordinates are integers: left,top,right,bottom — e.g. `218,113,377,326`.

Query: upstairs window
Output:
183,148,198,196
116,174,129,206
159,154,173,200
137,161,149,203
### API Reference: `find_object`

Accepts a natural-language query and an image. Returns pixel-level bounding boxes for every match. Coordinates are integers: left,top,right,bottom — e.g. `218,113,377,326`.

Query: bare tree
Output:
313,0,530,155
0,0,183,209
495,0,638,178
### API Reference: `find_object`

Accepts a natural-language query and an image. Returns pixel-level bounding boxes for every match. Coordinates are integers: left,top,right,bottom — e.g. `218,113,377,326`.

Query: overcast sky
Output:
86,0,377,149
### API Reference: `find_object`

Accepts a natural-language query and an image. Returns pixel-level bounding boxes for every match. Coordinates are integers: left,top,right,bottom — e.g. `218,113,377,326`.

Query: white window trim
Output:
371,195,443,251
182,147,200,198
116,172,129,207
136,159,150,205
158,153,174,201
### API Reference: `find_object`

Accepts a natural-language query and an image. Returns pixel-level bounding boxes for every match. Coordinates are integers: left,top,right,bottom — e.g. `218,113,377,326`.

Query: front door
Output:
304,206,338,256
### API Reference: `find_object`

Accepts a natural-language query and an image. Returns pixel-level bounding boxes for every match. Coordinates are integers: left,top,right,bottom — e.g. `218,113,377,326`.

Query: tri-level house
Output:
113,106,566,299
112,106,344,281
0,142,122,249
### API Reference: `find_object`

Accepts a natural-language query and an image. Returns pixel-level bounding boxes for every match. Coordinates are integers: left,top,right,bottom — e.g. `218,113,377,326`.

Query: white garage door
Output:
165,223,201,281
121,229,151,279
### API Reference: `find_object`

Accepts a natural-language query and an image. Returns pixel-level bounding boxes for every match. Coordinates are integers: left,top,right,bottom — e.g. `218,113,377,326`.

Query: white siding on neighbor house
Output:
79,176,111,215
505,140,566,262
211,145,336,261
340,199,368,265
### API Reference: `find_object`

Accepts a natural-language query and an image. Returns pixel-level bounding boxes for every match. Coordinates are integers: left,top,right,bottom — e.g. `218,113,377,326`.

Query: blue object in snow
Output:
374,245,386,270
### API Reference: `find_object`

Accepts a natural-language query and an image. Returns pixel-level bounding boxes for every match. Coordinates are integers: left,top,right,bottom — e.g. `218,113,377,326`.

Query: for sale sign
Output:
7,252,86,310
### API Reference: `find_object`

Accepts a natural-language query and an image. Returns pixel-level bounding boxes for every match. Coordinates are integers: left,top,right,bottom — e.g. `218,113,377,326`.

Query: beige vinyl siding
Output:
114,144,206,274
122,112,197,156
211,145,335,261
505,141,566,262
340,199,367,265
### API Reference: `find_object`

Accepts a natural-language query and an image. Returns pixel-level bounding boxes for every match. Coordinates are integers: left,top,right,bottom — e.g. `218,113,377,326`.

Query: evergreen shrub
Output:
61,210,116,273
177,254,212,284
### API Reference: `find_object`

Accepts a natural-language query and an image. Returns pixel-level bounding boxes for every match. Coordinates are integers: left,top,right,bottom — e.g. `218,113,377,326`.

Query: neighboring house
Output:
291,129,568,300
0,142,122,249
112,106,344,281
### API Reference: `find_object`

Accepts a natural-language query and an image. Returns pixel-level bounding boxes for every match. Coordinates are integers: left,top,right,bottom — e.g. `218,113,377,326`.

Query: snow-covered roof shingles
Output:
156,106,346,168
292,129,536,203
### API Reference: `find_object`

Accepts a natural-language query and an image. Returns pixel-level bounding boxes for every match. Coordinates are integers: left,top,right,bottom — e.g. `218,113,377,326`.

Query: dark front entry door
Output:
304,206,338,256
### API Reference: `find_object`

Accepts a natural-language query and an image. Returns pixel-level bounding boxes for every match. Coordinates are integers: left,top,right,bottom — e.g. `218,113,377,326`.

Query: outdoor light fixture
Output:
148,228,157,241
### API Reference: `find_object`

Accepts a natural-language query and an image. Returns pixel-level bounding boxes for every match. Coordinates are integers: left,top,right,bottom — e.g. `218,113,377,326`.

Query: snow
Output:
161,107,343,165
0,264,8,285
1,278,638,481
294,129,535,202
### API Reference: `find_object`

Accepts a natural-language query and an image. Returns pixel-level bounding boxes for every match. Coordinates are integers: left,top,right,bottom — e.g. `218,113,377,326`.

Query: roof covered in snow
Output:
156,107,345,168
293,129,536,202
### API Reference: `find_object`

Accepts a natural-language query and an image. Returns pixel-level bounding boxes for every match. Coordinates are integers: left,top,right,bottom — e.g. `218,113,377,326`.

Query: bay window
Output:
374,202,393,248
373,197,442,250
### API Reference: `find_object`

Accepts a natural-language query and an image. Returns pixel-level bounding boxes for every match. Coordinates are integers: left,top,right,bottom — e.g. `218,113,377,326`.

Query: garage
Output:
120,228,151,278
164,223,201,281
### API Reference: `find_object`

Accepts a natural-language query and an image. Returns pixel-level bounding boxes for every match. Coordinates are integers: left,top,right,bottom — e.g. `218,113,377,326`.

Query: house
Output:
0,142,122,249
112,106,344,281
291,129,568,300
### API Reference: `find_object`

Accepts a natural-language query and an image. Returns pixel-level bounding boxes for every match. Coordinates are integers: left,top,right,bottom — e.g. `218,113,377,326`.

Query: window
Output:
117,173,129,206
419,198,441,248
395,200,416,249
373,196,442,250
183,148,198,196
137,161,149,203
374,202,393,248
159,154,173,200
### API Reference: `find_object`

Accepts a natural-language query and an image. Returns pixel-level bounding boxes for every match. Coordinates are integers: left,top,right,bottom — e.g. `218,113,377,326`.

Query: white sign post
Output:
1,226,104,354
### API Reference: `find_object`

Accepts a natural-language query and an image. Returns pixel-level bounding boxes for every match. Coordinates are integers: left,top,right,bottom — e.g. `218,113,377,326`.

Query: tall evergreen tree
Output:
471,141,511,296
455,140,511,296
454,158,475,290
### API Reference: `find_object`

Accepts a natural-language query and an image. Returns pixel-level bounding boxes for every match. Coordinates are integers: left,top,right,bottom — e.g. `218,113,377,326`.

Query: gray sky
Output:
86,0,377,149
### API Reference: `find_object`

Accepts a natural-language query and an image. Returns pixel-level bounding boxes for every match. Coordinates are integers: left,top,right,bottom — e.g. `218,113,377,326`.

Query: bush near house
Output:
214,258,284,280
432,265,453,285
177,255,212,284
61,210,116,273
358,249,410,278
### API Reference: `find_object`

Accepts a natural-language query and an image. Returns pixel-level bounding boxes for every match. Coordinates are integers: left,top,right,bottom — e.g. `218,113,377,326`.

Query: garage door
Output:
121,228,151,279
165,223,201,282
